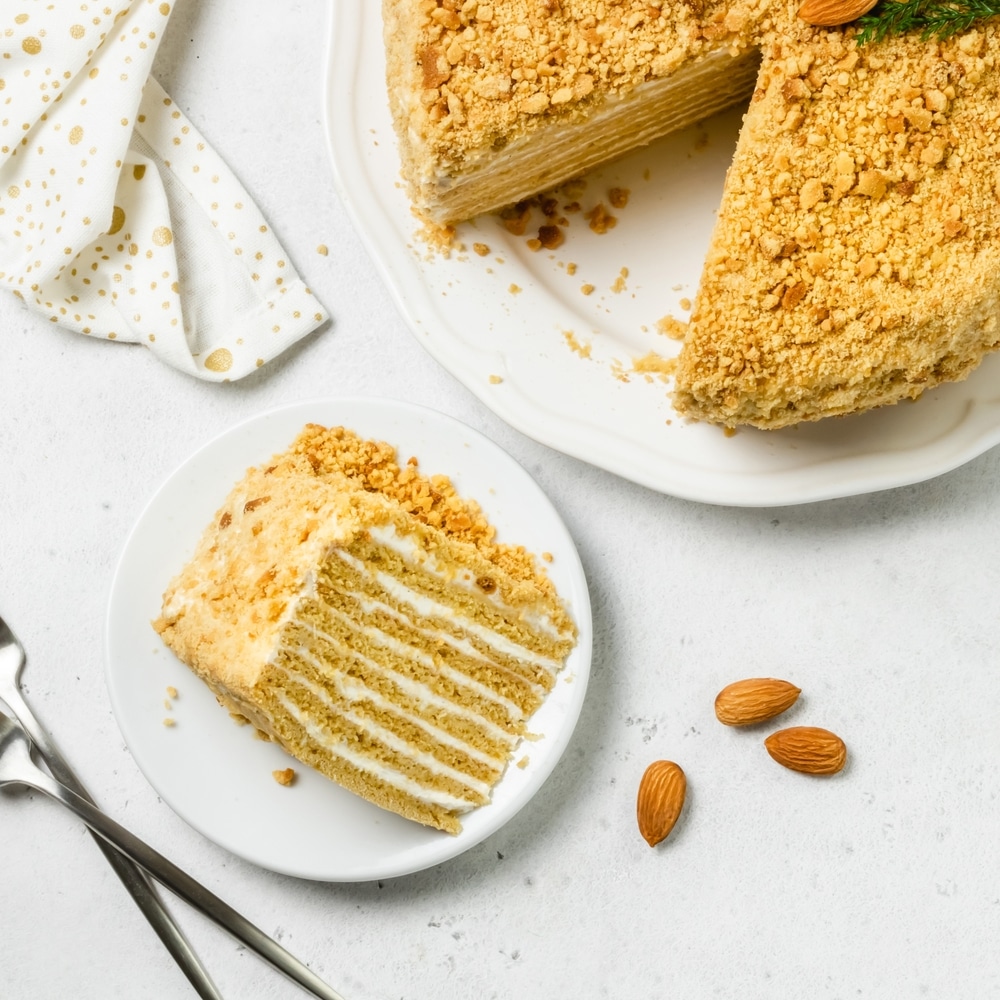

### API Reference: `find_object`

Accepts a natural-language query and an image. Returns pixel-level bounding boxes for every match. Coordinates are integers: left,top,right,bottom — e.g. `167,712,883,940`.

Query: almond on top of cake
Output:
153,424,577,835
382,2,1000,429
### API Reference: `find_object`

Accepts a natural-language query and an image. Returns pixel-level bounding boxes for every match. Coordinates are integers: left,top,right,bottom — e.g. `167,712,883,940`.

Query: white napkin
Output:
0,1,328,381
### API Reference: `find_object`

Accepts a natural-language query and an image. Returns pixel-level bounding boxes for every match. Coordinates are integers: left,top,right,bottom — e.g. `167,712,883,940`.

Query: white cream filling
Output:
342,587,549,702
333,544,563,674
273,690,486,814
282,636,509,771
284,617,522,742
365,523,569,640
277,663,497,796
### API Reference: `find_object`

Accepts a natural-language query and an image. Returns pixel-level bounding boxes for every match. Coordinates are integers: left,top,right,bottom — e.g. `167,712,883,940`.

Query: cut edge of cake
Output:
388,42,761,225
382,0,762,226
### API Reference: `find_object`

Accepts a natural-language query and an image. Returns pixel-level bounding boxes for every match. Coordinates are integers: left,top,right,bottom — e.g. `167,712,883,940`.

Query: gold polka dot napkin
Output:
0,2,328,381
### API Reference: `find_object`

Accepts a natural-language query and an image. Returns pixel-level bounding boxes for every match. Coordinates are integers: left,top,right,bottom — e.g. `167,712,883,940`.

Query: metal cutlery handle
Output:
18,759,345,1000
0,684,223,1000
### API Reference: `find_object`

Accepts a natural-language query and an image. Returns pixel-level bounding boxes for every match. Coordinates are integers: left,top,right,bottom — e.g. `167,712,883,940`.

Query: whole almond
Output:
764,726,847,775
637,760,686,847
714,677,801,726
797,0,878,26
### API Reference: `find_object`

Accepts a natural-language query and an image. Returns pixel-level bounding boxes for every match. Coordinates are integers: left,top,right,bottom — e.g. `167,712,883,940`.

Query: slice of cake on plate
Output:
381,2,1000,428
153,424,577,834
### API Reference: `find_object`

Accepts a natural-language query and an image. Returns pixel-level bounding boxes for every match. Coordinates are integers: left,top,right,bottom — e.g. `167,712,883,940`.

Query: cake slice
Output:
153,424,577,834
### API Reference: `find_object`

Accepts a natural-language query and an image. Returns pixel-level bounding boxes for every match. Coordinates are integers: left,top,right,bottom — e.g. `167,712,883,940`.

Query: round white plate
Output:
105,398,592,882
322,5,1000,507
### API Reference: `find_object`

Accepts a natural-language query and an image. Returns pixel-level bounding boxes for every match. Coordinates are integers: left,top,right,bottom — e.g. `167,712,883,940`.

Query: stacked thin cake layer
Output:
154,425,577,833
381,0,760,227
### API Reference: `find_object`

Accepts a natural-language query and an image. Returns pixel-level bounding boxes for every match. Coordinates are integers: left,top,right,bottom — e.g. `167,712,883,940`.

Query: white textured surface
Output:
2,2,1000,999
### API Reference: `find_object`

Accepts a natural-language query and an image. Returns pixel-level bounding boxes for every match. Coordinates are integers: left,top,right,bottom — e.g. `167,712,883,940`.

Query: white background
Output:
2,2,999,998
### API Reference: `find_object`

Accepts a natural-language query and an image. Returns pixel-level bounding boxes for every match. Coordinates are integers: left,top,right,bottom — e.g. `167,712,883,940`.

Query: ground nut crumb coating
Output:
676,23,1000,427
388,0,759,156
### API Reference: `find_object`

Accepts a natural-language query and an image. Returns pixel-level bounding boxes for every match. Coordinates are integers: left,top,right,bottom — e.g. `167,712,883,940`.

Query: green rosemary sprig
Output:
855,0,1000,43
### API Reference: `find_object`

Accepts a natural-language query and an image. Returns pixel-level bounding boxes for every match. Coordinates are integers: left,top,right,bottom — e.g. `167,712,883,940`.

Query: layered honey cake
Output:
382,2,1000,428
153,424,577,834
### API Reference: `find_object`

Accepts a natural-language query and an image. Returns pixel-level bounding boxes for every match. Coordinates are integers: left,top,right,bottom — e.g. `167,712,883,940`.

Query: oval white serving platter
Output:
322,4,1000,507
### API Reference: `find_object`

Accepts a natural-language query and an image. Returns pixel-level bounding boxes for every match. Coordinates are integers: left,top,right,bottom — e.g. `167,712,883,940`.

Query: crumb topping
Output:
289,424,554,588
675,22,1000,426
385,0,761,170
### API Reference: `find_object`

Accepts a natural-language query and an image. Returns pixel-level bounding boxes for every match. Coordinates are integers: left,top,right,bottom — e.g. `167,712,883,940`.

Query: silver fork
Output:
0,612,222,999
0,710,346,1000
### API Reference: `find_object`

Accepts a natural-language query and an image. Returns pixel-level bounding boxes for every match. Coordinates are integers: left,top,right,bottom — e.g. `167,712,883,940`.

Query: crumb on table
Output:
272,767,296,787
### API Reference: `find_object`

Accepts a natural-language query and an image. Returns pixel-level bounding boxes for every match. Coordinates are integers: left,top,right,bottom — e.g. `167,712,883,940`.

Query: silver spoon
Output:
0,612,223,998
0,710,346,1000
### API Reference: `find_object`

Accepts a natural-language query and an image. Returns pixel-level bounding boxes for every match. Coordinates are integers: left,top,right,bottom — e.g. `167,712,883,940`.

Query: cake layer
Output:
382,0,761,225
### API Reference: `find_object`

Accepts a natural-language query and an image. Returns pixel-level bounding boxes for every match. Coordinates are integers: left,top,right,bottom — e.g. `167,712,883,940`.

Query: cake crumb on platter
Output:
585,203,617,235
608,187,630,210
152,422,578,834
633,352,676,383
563,330,592,358
656,315,689,341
